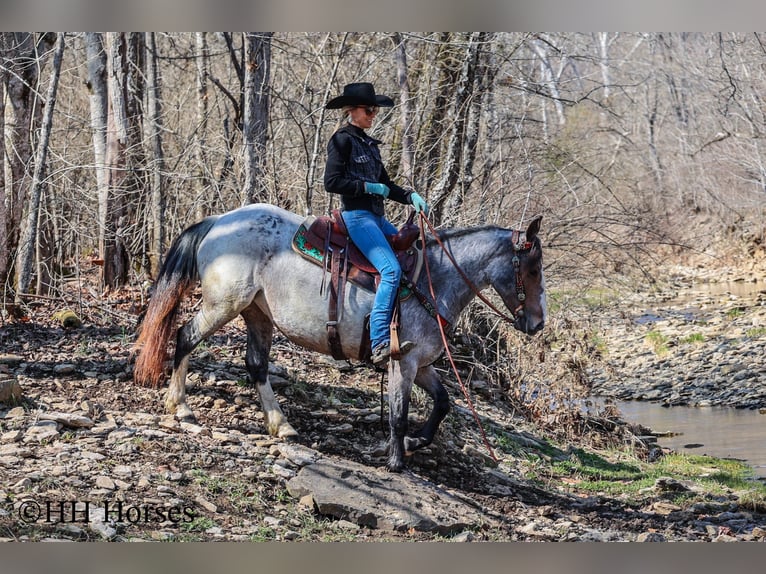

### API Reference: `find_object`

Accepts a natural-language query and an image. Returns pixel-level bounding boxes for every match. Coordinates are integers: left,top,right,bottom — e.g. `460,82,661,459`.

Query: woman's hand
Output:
364,182,390,198
410,192,429,214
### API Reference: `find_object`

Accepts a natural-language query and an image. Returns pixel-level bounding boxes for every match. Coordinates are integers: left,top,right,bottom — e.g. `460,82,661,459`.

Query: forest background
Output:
1,31,765,319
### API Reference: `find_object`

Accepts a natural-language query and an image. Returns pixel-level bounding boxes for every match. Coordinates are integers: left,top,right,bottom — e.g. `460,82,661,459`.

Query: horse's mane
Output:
424,225,507,247
425,224,542,264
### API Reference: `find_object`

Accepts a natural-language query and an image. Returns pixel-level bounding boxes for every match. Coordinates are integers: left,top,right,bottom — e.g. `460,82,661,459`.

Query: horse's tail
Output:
133,216,219,387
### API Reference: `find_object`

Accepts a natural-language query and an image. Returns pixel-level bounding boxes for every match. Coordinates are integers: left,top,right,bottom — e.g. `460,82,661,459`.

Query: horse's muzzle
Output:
516,315,544,335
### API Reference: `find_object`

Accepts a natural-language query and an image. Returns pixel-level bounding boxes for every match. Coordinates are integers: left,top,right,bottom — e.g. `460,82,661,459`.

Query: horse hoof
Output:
386,459,406,473
170,403,196,421
277,423,298,439
404,436,428,453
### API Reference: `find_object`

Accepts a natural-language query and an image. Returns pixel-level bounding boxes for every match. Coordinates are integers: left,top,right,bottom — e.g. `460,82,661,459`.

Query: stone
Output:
0,376,22,404
287,458,492,534
39,411,94,428
0,354,23,365
53,364,77,375
95,476,116,490
636,532,667,542
195,496,218,513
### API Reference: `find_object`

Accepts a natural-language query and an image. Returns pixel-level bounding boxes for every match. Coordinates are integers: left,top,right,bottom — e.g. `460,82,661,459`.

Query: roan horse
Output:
133,203,546,471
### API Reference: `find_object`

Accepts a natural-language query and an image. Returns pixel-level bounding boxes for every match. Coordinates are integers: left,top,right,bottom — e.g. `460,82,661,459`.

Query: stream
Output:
594,278,766,479
615,400,766,478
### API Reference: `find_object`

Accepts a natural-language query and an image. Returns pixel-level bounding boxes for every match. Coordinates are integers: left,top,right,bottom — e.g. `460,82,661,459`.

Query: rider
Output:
324,82,428,367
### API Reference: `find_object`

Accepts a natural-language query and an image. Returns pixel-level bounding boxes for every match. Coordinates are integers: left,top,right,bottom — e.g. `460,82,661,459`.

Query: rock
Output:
451,530,475,542
195,496,218,513
180,421,210,436
0,375,22,404
95,476,116,490
24,422,60,443
53,364,77,375
636,532,667,542
1,430,22,443
0,354,23,365
39,411,94,428
277,443,321,467
52,309,82,328
287,457,491,534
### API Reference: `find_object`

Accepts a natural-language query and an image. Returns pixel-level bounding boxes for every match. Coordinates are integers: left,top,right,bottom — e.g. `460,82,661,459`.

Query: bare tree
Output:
0,39,7,296
1,33,56,295
241,32,272,205
430,33,482,225
145,32,165,277
193,32,211,220
16,32,65,297
393,33,415,187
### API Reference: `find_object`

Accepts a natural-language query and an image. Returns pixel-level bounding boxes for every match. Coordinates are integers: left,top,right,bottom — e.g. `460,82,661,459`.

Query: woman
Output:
324,82,428,367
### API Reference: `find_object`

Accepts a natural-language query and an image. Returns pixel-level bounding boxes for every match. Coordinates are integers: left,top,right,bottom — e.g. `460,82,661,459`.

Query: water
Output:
614,400,766,479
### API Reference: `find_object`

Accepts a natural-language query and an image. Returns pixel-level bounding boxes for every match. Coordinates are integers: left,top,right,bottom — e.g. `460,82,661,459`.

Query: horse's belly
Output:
263,276,373,359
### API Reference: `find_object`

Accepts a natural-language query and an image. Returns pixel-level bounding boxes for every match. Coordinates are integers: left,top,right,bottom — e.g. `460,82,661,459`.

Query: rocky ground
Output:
3,261,766,542
590,263,766,410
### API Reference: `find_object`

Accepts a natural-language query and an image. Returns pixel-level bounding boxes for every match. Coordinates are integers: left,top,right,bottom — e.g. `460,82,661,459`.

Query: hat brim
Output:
325,94,395,109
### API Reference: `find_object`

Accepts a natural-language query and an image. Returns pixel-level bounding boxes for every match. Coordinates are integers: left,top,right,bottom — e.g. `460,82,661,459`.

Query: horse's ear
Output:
526,215,542,240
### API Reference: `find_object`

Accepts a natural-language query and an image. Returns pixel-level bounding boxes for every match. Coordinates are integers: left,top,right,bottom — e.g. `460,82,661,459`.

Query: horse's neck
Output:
423,227,506,322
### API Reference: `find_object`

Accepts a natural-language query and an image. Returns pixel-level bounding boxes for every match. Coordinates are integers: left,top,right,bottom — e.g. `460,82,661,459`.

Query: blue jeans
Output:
341,209,400,350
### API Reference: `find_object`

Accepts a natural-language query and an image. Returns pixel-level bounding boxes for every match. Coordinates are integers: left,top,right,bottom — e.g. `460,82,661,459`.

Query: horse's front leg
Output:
403,365,450,454
386,360,416,472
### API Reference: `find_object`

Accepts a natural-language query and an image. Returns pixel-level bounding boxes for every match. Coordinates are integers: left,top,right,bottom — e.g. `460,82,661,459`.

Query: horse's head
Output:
496,215,546,335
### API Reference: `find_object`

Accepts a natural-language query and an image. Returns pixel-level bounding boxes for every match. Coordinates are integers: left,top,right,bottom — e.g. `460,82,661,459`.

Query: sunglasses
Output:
357,105,379,116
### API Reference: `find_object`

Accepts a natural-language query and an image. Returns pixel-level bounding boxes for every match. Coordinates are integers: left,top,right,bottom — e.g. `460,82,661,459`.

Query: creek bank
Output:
590,266,766,410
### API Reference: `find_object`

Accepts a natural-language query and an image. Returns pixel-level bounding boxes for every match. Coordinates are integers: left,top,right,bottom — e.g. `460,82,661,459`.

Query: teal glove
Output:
411,192,428,214
364,182,389,198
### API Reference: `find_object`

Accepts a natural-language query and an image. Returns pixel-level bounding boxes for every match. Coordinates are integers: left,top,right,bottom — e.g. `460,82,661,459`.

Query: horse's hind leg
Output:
241,305,297,439
166,303,238,419
404,365,450,454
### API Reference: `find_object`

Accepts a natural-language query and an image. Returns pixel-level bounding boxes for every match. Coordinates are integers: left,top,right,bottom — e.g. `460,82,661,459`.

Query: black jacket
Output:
324,123,412,216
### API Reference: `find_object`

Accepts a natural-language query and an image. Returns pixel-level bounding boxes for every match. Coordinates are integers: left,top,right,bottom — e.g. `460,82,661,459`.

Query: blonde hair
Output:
333,105,356,132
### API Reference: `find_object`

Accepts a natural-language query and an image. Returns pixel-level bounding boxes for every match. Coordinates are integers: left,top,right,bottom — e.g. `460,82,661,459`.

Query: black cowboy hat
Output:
325,82,394,109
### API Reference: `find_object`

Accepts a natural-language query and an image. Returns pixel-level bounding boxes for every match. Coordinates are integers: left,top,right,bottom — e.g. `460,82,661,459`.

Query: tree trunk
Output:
450,32,490,220
86,33,109,218
2,33,55,293
430,33,481,225
393,33,415,187
145,32,165,278
0,42,7,297
194,32,211,220
102,32,131,290
241,32,272,205
16,33,65,298
306,33,347,216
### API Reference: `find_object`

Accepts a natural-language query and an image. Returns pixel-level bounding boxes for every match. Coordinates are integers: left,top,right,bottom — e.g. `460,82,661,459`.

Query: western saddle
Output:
292,209,422,361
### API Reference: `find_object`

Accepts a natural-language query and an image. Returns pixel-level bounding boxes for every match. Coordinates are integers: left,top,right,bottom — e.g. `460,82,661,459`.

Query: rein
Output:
418,212,504,463
418,214,531,324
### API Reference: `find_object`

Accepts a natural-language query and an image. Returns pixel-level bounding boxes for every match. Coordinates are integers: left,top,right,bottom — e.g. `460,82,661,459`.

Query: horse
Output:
133,203,546,472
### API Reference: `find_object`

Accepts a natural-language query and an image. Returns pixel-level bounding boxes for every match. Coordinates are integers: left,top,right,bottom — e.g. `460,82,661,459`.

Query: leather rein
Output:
418,213,533,326
417,212,535,463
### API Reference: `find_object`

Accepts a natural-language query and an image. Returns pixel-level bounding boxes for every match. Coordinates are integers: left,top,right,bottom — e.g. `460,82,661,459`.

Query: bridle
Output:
419,214,534,325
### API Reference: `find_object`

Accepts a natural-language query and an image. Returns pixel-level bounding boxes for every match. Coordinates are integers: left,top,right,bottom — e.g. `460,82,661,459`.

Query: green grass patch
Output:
726,307,745,319
547,447,766,502
645,330,669,355
679,332,705,345
746,327,766,338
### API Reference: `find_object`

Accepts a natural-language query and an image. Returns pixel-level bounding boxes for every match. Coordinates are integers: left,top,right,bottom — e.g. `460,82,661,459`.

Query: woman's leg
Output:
342,210,400,349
